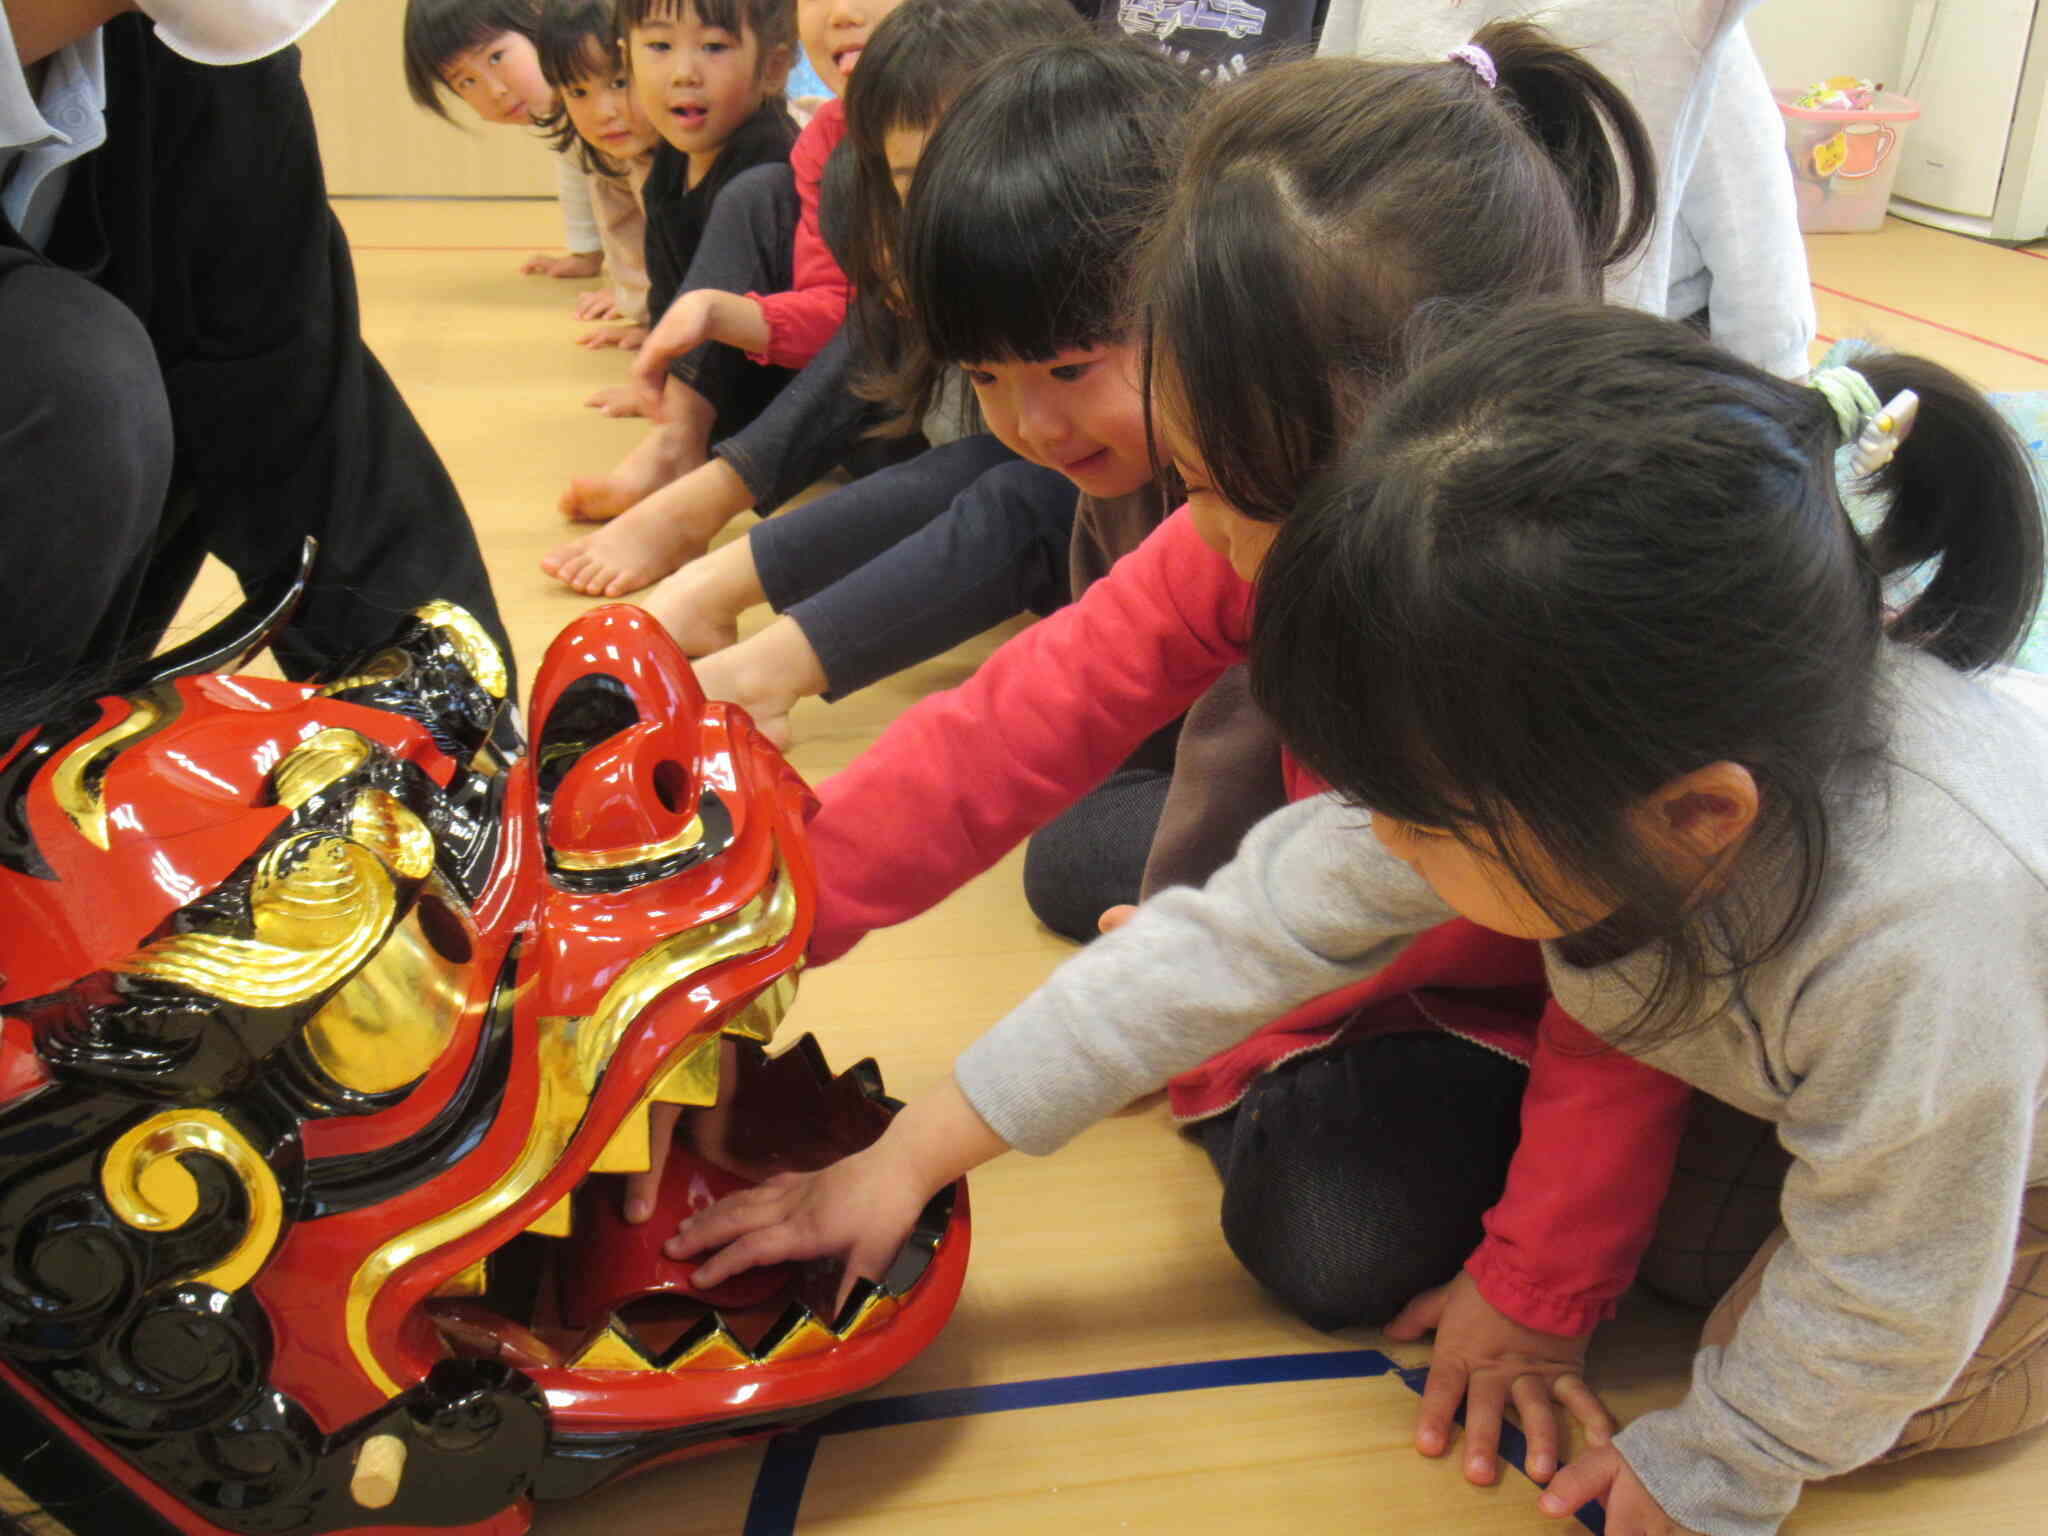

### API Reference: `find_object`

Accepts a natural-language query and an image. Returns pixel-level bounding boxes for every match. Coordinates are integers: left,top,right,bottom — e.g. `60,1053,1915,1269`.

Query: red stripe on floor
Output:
1812,282,2048,367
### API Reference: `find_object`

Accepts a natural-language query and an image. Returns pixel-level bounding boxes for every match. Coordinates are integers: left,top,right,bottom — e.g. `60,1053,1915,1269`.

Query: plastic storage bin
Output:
1775,88,1921,233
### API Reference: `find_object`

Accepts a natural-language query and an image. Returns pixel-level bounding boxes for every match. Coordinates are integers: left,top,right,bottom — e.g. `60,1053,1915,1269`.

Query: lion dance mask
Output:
0,598,969,1536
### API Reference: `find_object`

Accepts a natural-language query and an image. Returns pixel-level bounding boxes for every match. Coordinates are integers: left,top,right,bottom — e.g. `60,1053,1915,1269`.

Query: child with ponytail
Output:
1247,301,2048,1531
660,26,1723,1494
675,299,2048,1531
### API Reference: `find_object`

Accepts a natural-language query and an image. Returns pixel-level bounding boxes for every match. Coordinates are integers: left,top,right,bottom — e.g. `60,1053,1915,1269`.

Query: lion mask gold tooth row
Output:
563,1287,903,1375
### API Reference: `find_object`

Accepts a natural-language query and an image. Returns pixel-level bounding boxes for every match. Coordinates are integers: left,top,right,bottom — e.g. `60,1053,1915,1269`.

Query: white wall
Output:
1746,0,1916,91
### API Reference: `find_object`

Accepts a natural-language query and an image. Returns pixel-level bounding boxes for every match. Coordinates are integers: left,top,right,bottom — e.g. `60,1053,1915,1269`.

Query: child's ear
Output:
1636,761,1761,868
758,42,793,94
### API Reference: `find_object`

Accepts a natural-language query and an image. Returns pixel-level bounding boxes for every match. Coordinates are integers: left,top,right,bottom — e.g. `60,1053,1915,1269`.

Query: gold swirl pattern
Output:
303,877,476,1095
316,649,411,699
115,834,398,1008
100,1109,285,1293
50,688,182,849
271,729,373,810
347,789,436,881
415,601,509,701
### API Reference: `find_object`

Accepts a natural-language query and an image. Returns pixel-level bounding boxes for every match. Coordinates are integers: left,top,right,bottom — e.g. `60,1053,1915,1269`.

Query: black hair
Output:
832,0,1090,431
1251,300,2046,1039
1139,19,1656,523
875,32,1196,426
404,0,544,118
901,35,1195,363
533,0,633,175
614,0,797,74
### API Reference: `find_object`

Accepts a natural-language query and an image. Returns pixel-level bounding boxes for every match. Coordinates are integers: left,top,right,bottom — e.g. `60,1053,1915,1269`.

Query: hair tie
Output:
1810,366,1920,475
1447,43,1497,89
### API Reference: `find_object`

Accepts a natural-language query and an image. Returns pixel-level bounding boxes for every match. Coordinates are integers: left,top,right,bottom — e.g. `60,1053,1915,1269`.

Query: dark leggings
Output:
670,163,800,445
1192,1022,1528,1329
1021,767,1173,942
753,447,1078,699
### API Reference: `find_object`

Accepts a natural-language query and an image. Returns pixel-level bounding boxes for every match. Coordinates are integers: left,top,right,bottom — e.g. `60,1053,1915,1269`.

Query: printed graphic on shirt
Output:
1118,0,1268,41
1106,0,1315,84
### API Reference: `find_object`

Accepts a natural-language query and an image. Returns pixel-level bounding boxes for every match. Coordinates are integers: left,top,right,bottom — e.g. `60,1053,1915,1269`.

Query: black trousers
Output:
668,163,801,447
1193,1022,1528,1329
1,18,509,735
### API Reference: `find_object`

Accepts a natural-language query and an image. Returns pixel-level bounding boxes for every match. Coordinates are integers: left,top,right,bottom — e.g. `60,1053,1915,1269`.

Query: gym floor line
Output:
735,1350,1604,1536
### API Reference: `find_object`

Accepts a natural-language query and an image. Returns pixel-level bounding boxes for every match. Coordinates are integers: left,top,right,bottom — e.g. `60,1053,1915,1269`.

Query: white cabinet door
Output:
1892,0,2038,216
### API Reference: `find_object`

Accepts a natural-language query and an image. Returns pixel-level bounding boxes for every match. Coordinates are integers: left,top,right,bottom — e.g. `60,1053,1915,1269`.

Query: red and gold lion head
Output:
0,601,968,1536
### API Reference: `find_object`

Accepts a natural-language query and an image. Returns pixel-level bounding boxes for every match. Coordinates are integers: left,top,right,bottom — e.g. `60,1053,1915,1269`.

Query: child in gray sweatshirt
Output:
669,305,2048,1534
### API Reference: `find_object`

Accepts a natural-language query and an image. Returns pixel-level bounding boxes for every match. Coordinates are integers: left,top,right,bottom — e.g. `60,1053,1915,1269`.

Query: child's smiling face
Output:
962,342,1155,502
562,50,661,162
1156,403,1279,583
441,31,553,125
796,0,906,98
629,3,788,175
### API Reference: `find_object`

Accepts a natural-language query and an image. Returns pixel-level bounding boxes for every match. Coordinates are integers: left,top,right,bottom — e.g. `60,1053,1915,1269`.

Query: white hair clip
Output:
1809,366,1919,476
1849,389,1920,475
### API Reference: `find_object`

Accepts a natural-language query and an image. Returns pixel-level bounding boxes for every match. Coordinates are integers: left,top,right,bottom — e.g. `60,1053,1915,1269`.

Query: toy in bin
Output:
1776,76,1920,234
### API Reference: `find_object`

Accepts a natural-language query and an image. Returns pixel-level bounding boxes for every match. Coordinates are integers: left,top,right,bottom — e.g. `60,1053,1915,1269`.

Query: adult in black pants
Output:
0,6,509,737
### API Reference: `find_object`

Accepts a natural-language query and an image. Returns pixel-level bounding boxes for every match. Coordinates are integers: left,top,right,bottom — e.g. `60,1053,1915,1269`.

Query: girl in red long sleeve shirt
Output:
680,26,1703,1490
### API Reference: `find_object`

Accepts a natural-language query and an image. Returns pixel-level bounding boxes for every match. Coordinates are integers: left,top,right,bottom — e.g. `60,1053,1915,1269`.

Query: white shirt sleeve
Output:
555,150,601,254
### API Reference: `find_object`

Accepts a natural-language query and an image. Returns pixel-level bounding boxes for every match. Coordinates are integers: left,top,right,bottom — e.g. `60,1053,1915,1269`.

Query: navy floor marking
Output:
739,1348,1604,1534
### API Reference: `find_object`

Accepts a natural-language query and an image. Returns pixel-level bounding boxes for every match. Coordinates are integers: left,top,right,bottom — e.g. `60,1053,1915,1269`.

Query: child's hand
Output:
576,289,620,321
632,290,769,417
524,250,604,279
1387,1270,1614,1486
666,1079,1007,1315
665,1149,930,1316
1538,1443,1703,1535
1097,904,1138,934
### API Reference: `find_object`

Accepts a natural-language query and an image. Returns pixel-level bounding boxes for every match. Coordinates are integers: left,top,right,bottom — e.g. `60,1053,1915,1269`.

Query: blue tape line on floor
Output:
741,1347,1603,1534
741,1432,818,1536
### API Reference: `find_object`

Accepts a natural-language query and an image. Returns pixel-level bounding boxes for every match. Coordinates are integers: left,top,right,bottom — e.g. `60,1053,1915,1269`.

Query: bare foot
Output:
542,499,713,596
640,570,740,655
638,537,768,656
690,620,829,751
556,409,706,524
525,249,604,279
558,473,642,523
583,383,646,417
578,324,649,351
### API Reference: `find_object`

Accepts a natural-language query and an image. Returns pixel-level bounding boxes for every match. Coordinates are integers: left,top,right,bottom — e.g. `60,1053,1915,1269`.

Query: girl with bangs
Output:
403,0,608,280
531,0,662,368
626,33,1192,765
543,0,1085,597
658,24,1716,1502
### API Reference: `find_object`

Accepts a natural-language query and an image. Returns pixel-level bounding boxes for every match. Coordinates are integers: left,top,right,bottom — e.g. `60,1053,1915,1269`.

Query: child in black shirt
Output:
565,0,799,523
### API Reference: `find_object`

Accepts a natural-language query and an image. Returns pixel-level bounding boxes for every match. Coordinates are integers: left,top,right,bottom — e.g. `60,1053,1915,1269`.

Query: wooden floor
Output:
171,201,2048,1533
